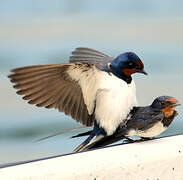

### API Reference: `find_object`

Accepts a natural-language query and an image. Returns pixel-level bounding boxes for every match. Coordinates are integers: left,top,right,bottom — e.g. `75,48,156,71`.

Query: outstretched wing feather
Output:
69,47,114,69
8,63,96,126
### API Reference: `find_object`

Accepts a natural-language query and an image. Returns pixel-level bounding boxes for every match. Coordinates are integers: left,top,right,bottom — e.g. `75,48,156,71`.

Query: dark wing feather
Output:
69,47,114,69
8,63,95,126
126,107,164,131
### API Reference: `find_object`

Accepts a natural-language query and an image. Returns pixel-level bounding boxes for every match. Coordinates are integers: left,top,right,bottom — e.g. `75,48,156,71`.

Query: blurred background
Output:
0,0,183,165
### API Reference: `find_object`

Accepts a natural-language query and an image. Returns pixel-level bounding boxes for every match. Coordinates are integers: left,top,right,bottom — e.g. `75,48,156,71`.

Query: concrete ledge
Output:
0,134,183,180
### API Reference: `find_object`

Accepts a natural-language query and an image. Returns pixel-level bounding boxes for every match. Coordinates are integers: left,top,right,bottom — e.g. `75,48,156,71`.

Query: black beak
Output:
136,69,148,75
169,103,181,107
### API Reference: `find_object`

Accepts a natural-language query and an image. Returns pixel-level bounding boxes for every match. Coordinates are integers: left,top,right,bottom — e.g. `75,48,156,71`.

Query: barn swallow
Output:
73,96,180,152
8,47,147,136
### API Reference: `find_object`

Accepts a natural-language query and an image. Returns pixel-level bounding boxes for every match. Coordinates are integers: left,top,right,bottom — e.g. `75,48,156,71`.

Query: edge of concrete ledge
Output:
0,134,183,180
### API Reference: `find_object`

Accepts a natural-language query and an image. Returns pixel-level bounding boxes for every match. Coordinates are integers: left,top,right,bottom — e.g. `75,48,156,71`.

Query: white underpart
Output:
68,65,137,135
127,121,167,138
95,71,137,135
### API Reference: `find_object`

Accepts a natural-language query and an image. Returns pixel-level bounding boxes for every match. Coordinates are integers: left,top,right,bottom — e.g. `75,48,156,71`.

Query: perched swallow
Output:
8,47,147,136
73,96,180,152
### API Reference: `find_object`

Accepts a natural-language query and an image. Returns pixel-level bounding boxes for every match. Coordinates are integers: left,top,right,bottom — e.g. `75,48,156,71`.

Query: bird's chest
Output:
95,73,137,135
99,74,137,108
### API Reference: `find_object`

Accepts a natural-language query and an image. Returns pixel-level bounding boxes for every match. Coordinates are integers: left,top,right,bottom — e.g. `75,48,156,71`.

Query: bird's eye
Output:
128,62,134,66
161,102,166,105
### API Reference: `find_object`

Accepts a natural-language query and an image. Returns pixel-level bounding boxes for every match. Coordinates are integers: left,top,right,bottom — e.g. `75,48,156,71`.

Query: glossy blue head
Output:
151,96,180,120
151,96,180,110
109,52,147,82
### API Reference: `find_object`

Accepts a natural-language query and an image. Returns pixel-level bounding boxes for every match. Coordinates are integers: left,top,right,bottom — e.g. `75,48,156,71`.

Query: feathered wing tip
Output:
73,143,87,153
73,134,105,153
70,47,109,61
8,63,95,126
69,47,113,69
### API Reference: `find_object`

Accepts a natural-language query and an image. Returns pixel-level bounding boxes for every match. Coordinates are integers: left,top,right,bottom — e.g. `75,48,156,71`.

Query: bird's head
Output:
109,52,147,81
151,96,180,118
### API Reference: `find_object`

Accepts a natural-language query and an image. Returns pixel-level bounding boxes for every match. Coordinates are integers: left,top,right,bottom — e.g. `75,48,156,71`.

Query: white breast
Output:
95,72,137,135
127,121,167,138
68,66,137,135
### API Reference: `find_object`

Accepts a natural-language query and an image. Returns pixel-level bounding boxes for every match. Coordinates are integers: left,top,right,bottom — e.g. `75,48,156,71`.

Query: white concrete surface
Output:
0,134,183,180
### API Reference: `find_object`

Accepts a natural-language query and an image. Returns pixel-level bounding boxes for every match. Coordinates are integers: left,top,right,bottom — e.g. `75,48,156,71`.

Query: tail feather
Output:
36,125,87,142
71,130,92,138
73,134,104,152
73,126,129,151
91,135,127,148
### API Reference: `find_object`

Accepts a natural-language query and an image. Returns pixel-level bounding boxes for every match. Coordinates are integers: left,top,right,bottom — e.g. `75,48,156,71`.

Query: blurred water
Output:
0,1,183,165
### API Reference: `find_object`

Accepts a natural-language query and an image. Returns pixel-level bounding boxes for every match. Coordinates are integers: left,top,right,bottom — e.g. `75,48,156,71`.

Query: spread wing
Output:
8,63,101,126
70,47,114,70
